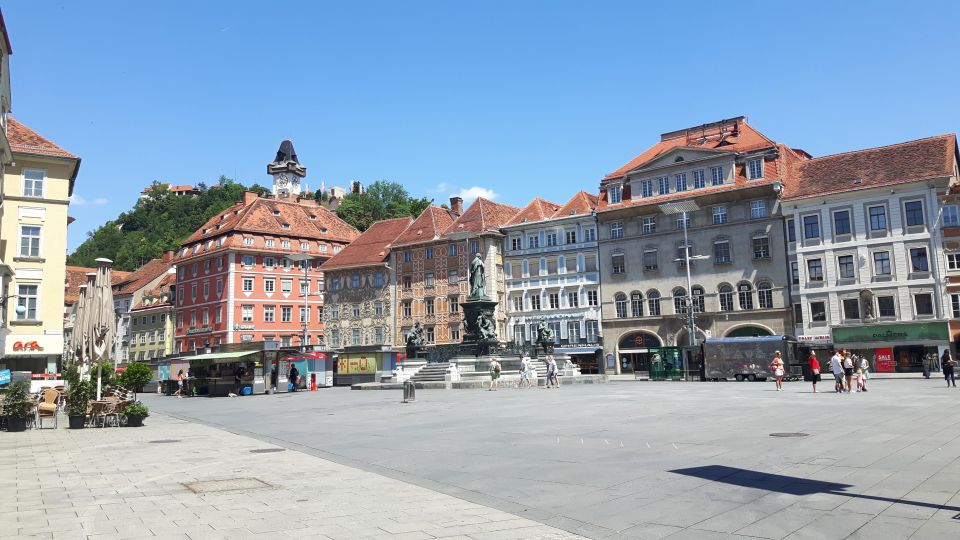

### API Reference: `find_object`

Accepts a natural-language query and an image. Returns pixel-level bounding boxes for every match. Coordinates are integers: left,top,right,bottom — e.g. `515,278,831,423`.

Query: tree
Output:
118,362,153,398
335,180,434,232
248,183,271,197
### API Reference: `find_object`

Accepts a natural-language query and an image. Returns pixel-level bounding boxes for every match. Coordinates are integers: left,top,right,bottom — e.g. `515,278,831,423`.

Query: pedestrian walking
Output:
234,365,246,395
545,355,559,389
808,352,821,393
858,356,869,392
270,367,278,393
288,364,300,392
175,369,186,398
842,351,854,393
830,350,844,393
519,356,532,388
942,350,957,388
770,351,785,391
488,357,501,391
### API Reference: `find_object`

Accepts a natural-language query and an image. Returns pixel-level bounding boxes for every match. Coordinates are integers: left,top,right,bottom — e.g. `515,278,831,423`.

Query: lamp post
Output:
1,295,27,322
286,253,314,351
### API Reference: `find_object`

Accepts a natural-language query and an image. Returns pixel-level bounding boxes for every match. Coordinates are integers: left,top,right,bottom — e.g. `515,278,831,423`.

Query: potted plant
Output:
121,402,149,427
2,381,34,432
66,380,91,429
118,362,153,399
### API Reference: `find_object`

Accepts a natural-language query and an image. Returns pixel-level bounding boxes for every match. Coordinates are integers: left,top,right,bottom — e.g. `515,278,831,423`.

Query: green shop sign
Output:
832,322,948,343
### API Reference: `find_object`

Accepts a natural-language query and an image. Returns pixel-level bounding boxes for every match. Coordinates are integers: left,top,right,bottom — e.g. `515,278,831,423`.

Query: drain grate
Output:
149,439,181,444
770,432,810,438
183,478,272,494
249,448,285,454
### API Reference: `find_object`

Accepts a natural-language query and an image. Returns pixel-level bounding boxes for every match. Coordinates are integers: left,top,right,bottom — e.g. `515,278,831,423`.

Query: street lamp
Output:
1,294,27,320
286,253,314,351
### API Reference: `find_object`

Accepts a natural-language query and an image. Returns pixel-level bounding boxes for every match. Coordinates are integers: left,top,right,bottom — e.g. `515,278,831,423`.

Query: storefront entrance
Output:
832,322,949,374
617,332,663,376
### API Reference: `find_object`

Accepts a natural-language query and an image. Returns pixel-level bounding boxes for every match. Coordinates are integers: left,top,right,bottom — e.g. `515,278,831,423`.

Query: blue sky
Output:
5,1,959,251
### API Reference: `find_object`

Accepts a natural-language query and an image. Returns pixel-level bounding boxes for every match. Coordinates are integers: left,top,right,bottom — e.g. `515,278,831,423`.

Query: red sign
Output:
13,341,44,352
875,348,895,373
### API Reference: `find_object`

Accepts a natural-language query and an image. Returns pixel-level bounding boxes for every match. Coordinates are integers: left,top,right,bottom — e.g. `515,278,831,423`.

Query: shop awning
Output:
185,351,259,364
555,347,600,354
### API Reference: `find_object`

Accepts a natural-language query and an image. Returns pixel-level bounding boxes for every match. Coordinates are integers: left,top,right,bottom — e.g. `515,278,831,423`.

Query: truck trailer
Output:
702,336,798,381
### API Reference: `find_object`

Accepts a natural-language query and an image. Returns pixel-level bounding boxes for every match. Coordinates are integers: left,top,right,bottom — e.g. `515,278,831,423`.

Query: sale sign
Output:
874,347,895,373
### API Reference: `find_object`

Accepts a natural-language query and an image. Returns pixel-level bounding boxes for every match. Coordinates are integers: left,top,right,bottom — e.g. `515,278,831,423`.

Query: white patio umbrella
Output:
71,280,92,376
88,258,117,400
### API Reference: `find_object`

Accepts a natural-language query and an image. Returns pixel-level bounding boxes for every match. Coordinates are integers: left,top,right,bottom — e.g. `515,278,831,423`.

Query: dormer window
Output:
674,156,684,163
273,210,281,216
608,185,623,204
309,214,317,220
747,158,763,180
282,224,291,230
243,237,254,246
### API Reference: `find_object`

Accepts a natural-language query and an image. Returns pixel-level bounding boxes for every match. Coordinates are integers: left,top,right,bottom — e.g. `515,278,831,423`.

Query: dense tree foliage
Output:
335,180,432,232
67,177,249,271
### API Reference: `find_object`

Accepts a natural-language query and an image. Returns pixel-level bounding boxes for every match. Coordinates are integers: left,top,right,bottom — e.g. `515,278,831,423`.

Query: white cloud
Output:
427,182,448,194
69,194,108,206
453,186,497,203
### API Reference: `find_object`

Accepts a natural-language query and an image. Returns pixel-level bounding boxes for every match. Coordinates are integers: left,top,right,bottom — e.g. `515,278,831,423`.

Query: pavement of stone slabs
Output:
4,379,960,539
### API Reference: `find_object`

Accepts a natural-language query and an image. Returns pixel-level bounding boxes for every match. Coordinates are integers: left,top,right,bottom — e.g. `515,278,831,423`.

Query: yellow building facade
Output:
0,118,80,374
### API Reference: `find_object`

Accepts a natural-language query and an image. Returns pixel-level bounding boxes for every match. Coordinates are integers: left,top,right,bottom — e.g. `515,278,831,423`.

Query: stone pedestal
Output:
460,296,499,356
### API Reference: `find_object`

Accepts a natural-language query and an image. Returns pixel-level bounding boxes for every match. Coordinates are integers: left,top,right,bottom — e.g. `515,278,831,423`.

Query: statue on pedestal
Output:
860,289,875,322
469,253,486,299
535,321,556,354
405,322,424,360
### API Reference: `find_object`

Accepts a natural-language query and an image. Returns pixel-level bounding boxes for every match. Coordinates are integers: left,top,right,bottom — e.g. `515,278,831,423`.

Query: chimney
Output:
163,250,174,261
243,191,259,205
450,196,463,215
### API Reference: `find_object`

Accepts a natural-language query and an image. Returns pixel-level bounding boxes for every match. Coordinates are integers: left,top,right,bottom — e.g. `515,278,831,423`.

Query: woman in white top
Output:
770,351,785,391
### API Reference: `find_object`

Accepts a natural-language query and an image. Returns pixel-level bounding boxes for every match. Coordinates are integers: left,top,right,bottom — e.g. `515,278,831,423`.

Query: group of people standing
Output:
488,355,559,390
819,350,870,393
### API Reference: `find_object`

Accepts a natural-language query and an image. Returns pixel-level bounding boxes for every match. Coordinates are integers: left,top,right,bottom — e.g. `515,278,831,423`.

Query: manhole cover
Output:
249,448,285,454
149,439,181,444
183,478,272,494
770,432,809,438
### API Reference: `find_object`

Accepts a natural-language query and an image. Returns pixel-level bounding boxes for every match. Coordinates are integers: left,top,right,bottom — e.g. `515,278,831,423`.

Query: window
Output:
425,272,435,287
330,305,339,320
712,206,727,225
241,305,254,322
692,286,705,312
263,257,275,269
586,320,599,342
264,305,275,322
948,253,960,271
300,307,309,323
449,296,459,313
718,285,733,312
904,201,925,227
374,272,385,287
531,295,541,311
565,230,577,244
747,158,763,179
351,274,361,288
425,247,433,260
757,282,773,309
352,303,361,317
23,170,45,197
793,304,803,324
513,295,523,312
693,169,706,189
675,214,690,230
714,241,731,264
529,235,540,248
837,255,855,279
943,205,959,227
952,294,960,318
914,293,934,316
190,311,196,326
615,293,627,318
630,292,643,317
331,329,340,348
909,247,929,272
265,239,275,248
675,173,688,192
374,327,385,344
877,296,895,318
374,301,384,317
873,251,891,275
750,200,767,219
352,328,361,346
803,215,820,239
216,279,223,296
19,226,41,257
204,259,211,273
608,185,623,204
546,232,558,246
710,166,723,185
568,322,581,343
403,251,412,263
470,240,480,254
738,283,753,310
833,210,851,235
642,216,656,234
549,293,560,310
647,291,661,316
752,235,770,259
244,237,254,246
426,298,435,315
191,284,197,301
281,306,292,322
402,301,412,317
16,285,38,319
567,292,579,308
640,180,653,198
587,290,598,307
673,287,686,314
242,255,255,267
787,219,796,242
807,259,824,282
657,177,669,195
643,249,658,271
402,276,412,289
843,298,860,320
425,326,435,343
610,221,624,239
612,253,625,274
242,277,254,292
584,228,596,242
450,325,460,342
281,279,293,294
281,240,291,249
791,262,799,285
810,301,827,322
868,206,887,231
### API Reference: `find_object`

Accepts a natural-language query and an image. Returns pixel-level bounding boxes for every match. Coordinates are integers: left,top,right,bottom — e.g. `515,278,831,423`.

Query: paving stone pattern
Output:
143,380,960,539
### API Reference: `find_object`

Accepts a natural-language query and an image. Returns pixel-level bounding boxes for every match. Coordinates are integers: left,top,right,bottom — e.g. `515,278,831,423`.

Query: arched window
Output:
615,293,627,319
647,290,661,316
718,284,734,312
692,286,705,312
738,282,754,310
673,287,687,314
630,291,643,317
757,281,773,309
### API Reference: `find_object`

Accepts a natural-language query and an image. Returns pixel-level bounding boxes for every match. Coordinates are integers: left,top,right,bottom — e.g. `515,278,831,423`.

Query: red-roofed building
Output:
174,142,359,353
502,192,603,372
391,196,520,347
596,117,795,375
784,134,959,367
111,251,177,363
140,183,201,199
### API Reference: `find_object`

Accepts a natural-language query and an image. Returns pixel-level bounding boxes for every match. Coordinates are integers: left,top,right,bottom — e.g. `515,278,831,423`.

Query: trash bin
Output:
403,380,416,403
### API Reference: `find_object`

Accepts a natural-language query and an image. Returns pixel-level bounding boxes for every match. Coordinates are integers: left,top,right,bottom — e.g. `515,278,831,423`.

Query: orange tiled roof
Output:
391,205,458,247
505,198,561,226
112,256,176,296
320,217,413,271
7,117,78,159
65,266,131,306
785,134,958,201
443,198,521,237
552,191,598,219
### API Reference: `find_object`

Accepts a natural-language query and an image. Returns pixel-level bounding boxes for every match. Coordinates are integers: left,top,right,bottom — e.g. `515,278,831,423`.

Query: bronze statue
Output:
469,253,486,298
535,321,556,354
477,312,496,341
405,322,424,359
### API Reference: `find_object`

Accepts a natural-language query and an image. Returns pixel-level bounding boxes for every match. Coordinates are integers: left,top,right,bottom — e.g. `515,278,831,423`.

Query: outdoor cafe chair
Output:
37,388,59,429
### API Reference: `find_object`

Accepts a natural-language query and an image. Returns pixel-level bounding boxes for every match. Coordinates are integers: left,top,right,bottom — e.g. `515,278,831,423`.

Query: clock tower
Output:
267,139,307,197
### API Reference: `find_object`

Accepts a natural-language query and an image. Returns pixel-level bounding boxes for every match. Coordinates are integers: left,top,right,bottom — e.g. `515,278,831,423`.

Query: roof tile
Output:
320,217,414,270
7,117,79,159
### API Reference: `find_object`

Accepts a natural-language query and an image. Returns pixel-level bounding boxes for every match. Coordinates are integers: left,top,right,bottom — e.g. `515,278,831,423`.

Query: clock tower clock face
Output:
273,171,302,195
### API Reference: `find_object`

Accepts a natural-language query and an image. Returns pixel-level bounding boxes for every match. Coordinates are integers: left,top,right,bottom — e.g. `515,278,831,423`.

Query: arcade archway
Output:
617,331,663,375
